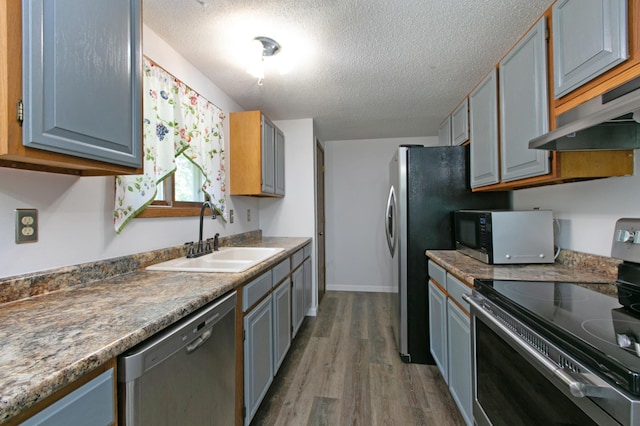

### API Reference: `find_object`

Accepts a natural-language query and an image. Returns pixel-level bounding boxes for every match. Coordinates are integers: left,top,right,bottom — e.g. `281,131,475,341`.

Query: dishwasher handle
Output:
186,328,213,353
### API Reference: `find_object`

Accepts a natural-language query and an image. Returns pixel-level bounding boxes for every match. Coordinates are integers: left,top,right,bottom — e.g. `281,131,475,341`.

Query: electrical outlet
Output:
247,209,251,222
16,209,38,243
229,209,234,224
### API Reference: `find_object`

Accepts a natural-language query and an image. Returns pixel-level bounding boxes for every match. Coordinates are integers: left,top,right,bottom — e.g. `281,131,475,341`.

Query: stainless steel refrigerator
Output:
385,145,510,364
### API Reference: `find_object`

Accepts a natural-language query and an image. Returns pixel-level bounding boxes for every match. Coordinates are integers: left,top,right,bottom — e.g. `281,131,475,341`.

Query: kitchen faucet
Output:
185,201,218,258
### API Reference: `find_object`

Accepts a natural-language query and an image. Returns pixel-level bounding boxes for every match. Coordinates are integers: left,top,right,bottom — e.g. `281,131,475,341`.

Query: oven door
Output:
465,294,622,426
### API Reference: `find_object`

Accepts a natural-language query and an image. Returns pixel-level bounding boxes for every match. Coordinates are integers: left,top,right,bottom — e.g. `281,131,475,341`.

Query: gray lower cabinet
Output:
469,69,500,188
447,300,472,426
21,368,114,426
303,257,312,316
244,295,274,425
22,0,142,168
291,265,305,338
273,278,291,374
553,0,628,98
499,18,550,182
428,280,448,383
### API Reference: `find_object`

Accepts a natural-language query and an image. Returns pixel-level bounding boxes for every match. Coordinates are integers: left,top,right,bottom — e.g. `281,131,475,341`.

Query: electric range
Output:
467,218,640,426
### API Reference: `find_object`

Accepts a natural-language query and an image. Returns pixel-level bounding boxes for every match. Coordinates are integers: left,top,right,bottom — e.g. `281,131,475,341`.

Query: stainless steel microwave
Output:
454,210,555,264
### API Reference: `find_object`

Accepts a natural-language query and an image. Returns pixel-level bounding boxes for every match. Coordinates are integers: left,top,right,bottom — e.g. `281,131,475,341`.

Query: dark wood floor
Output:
252,291,466,425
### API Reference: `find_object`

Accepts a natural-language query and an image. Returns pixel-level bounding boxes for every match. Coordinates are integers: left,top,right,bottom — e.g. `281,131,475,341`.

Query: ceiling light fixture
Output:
247,36,282,86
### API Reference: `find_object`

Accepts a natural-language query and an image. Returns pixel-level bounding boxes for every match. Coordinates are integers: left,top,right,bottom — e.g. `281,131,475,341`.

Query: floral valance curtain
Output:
114,58,226,233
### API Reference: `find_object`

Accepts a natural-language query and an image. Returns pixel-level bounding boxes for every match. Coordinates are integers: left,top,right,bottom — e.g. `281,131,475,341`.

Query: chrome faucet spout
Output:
198,201,216,246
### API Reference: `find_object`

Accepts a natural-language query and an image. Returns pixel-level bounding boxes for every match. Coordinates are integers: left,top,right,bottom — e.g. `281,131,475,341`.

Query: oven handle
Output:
463,294,608,399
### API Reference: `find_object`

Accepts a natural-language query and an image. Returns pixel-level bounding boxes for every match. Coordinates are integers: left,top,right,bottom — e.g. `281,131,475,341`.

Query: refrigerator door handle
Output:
385,186,397,256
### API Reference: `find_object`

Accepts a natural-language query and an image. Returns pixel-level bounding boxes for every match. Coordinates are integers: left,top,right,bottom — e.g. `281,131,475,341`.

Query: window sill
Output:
136,205,201,218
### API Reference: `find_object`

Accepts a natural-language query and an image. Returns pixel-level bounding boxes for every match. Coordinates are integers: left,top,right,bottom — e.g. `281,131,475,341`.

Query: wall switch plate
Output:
16,209,38,243
229,209,234,224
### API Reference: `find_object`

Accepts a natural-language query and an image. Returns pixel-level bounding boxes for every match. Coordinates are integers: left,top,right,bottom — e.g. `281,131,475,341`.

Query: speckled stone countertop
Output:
0,232,310,424
426,249,621,296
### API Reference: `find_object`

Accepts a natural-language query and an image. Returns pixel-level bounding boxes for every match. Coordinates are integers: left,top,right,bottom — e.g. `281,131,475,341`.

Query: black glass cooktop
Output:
474,278,640,396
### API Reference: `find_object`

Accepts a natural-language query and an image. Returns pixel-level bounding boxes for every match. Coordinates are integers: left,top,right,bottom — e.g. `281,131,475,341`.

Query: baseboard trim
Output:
326,284,395,293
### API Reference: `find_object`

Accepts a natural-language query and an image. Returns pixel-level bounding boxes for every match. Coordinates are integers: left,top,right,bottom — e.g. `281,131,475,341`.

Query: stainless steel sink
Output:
146,247,285,273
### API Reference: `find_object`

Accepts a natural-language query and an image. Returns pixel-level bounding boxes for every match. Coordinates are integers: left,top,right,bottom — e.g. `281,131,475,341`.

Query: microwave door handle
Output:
385,187,396,256
463,294,613,399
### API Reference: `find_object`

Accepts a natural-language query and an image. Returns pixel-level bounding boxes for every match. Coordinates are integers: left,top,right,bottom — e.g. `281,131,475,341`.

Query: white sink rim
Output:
146,247,285,273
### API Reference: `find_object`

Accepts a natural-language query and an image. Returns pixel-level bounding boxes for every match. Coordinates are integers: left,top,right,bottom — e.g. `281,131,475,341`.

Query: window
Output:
114,59,225,232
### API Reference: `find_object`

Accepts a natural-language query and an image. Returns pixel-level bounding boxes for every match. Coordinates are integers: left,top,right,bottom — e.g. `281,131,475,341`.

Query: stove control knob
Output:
617,333,633,348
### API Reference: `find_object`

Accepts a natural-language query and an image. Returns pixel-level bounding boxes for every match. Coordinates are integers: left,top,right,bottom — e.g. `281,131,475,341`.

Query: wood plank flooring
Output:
251,291,465,425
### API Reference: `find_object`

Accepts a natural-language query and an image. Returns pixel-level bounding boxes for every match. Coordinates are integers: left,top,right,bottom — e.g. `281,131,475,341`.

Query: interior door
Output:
316,141,326,302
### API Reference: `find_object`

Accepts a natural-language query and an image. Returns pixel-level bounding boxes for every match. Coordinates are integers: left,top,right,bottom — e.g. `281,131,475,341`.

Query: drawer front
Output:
303,243,311,259
243,271,273,312
428,260,447,289
446,273,471,314
292,249,304,270
272,259,290,287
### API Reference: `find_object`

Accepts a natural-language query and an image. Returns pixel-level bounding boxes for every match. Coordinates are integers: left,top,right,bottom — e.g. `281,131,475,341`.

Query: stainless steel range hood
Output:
529,75,640,151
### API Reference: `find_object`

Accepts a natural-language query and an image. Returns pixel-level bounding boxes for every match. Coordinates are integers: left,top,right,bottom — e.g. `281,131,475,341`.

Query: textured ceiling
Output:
143,0,555,141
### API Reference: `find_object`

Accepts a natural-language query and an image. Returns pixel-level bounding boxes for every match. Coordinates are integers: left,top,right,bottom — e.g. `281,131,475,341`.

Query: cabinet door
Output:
447,300,472,426
438,116,452,146
499,18,550,182
273,278,291,374
451,99,469,145
22,0,142,168
469,69,500,188
261,116,276,194
553,0,628,98
303,257,312,315
428,281,448,383
244,296,274,425
291,266,305,337
275,127,285,196
21,368,114,426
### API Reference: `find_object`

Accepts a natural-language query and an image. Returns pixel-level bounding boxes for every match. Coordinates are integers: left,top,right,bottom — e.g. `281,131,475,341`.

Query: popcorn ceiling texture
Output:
144,0,554,140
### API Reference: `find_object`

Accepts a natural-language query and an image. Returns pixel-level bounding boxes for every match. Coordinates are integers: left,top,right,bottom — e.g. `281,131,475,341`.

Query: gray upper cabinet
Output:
499,18,550,182
22,0,142,168
438,116,452,146
451,99,469,145
275,128,285,196
261,116,276,194
469,69,500,188
553,0,628,98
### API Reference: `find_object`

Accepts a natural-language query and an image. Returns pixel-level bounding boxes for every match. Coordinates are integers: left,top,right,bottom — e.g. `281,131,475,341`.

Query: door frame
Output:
315,139,326,303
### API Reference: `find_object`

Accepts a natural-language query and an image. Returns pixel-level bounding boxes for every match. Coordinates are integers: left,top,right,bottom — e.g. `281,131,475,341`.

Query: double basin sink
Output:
146,247,285,273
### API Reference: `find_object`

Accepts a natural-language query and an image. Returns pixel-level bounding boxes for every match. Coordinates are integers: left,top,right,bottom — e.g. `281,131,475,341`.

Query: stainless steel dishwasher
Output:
118,290,236,425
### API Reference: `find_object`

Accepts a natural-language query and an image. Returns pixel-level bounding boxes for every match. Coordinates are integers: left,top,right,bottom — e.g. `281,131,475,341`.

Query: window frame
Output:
137,174,204,218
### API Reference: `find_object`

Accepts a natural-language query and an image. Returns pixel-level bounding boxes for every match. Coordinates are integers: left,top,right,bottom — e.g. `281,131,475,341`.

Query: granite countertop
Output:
0,234,310,424
426,249,620,296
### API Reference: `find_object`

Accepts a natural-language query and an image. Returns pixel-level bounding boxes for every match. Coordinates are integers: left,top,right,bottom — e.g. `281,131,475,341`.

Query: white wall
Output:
324,136,439,292
513,150,640,257
0,26,260,278
260,119,317,312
